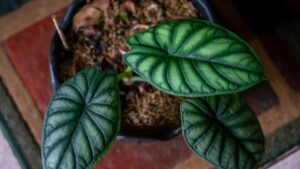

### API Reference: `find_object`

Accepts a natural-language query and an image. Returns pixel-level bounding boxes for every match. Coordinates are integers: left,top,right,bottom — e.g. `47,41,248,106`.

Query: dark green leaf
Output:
124,19,265,96
42,67,120,169
181,95,264,169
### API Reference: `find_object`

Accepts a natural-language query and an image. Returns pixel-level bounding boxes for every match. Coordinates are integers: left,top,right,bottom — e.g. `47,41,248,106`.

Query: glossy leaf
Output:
124,19,265,96
181,95,264,169
42,67,120,169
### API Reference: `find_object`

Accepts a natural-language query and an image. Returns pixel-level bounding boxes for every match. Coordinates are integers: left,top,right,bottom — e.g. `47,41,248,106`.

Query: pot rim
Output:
49,0,217,141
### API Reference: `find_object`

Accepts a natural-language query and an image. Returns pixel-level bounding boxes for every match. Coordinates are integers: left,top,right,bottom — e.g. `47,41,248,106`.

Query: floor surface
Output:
0,0,300,169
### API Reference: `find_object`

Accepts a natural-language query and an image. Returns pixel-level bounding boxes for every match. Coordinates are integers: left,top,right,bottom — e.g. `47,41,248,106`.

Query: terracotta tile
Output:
96,136,191,169
3,8,66,114
174,155,212,169
0,130,21,169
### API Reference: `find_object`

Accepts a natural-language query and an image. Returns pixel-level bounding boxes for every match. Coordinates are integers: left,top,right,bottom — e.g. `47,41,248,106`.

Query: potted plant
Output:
50,0,217,140
43,0,265,169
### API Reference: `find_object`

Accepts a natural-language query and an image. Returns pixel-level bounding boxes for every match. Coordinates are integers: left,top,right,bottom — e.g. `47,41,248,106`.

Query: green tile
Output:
262,116,300,165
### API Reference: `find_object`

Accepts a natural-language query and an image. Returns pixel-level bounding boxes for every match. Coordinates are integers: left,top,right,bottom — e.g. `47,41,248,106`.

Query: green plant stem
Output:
117,67,133,81
125,76,147,85
117,67,148,84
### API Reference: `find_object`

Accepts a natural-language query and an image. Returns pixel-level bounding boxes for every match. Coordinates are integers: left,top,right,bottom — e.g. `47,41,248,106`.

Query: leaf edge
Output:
41,67,121,169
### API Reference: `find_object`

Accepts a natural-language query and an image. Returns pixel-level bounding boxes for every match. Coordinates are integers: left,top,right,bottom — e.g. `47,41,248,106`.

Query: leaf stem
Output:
117,67,133,81
125,76,147,85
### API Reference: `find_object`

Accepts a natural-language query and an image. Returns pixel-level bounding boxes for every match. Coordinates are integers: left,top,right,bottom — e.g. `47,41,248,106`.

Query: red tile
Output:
3,8,66,114
96,136,191,169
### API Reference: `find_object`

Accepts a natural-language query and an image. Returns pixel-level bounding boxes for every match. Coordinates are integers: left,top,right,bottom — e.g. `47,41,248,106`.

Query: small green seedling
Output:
42,19,265,169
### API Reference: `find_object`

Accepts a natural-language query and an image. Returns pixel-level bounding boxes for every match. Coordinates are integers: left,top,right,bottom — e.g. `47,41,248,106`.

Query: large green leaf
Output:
124,19,265,96
42,67,120,169
181,95,264,169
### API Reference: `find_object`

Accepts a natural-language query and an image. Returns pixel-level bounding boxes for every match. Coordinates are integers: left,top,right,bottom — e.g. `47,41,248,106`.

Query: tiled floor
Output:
0,0,300,169
0,131,20,169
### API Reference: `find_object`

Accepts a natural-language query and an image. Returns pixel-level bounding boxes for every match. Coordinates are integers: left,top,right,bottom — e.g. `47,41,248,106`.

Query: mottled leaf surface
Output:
42,67,120,169
181,95,264,169
124,19,265,96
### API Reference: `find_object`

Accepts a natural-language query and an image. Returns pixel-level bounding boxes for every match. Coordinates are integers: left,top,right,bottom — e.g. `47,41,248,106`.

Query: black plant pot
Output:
49,0,217,140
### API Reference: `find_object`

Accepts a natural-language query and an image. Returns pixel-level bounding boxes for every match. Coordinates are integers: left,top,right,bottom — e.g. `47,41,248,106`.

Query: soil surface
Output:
59,0,200,133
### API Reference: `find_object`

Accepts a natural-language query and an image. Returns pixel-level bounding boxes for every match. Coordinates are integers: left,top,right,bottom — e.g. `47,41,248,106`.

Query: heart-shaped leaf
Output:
181,95,264,169
42,67,120,169
124,19,265,96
